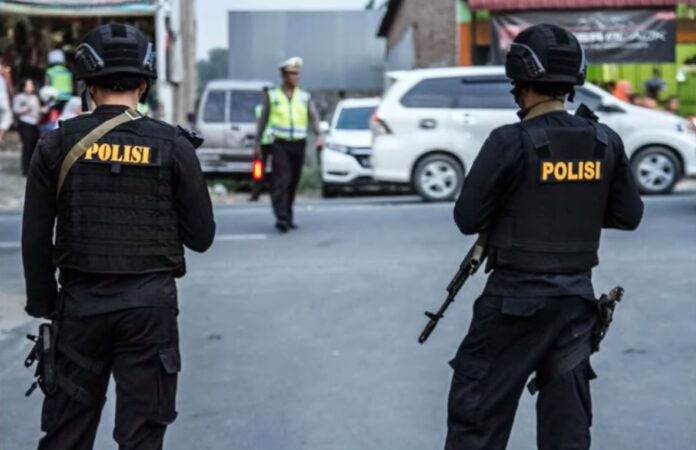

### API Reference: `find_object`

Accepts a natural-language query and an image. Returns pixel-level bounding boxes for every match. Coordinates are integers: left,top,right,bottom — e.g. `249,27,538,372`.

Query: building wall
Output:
228,11,384,91
385,0,458,69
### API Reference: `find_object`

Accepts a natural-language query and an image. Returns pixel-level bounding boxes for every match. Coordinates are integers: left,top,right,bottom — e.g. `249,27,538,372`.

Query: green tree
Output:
197,48,228,95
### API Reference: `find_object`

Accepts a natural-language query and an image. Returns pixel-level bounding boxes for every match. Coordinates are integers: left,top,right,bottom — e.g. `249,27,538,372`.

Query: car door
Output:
397,76,462,156
450,77,518,169
225,89,264,149
197,89,227,149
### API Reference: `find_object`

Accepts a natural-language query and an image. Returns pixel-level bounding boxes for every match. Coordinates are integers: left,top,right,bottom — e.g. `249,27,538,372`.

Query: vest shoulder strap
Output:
57,109,142,197
518,122,551,158
587,121,608,159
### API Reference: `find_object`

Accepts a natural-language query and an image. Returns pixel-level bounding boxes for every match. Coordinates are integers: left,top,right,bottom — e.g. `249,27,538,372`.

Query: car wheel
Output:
631,147,680,195
413,154,463,202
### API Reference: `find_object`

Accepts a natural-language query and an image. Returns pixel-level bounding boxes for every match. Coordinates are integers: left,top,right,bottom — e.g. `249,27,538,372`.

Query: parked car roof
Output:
204,79,273,90
387,66,507,80
336,97,381,108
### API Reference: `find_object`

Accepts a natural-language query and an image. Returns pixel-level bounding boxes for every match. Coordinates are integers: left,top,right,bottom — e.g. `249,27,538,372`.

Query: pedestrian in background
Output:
255,57,324,232
0,63,12,144
45,49,74,110
645,68,667,101
13,78,40,175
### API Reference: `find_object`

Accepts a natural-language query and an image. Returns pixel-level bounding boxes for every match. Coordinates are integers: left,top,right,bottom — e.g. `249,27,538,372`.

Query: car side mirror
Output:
319,120,330,134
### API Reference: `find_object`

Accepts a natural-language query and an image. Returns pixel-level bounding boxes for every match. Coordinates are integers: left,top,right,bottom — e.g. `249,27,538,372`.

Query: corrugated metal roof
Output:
0,0,157,16
469,0,695,11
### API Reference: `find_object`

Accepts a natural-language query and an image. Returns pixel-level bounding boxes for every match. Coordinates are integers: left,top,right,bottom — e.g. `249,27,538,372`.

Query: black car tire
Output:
631,147,680,195
413,154,464,202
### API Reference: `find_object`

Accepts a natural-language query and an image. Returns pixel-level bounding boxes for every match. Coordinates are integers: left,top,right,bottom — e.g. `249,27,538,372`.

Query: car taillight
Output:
371,111,392,136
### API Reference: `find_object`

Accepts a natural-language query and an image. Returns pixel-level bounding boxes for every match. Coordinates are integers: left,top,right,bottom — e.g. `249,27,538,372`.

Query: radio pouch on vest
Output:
57,109,142,197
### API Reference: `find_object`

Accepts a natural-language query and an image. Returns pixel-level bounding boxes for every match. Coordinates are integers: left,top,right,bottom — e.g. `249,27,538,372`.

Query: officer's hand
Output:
315,135,325,151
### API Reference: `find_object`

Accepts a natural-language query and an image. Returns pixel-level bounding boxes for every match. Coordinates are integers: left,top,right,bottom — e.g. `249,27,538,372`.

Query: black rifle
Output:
419,234,487,344
592,286,624,352
24,322,58,397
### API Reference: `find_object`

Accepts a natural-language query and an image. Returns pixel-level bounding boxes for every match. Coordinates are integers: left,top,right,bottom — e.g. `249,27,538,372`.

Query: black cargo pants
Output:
38,307,180,450
445,295,597,450
270,139,306,224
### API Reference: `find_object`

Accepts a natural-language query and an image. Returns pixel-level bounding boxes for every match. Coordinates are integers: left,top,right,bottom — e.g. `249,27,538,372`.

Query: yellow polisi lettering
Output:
98,143,112,161
554,162,568,181
541,162,555,182
80,143,155,165
110,144,123,162
540,160,603,183
131,146,142,163
141,146,151,164
84,143,99,160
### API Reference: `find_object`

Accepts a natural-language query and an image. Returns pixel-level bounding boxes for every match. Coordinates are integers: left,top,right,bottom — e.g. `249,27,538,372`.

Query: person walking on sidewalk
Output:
255,57,324,232
13,78,41,175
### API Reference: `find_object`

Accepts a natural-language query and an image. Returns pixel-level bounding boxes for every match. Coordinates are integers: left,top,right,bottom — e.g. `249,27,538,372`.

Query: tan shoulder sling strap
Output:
57,109,142,197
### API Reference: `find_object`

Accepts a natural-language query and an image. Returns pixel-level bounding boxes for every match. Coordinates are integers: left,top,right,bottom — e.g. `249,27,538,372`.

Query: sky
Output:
195,0,374,60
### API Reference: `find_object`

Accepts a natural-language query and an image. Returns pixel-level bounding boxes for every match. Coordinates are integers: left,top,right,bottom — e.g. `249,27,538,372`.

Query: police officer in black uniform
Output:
445,25,644,450
22,24,215,449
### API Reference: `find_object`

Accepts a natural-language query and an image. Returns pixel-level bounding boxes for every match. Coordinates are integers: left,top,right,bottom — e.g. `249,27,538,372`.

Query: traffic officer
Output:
46,49,74,106
255,56,324,232
249,86,273,202
445,25,644,450
22,23,215,449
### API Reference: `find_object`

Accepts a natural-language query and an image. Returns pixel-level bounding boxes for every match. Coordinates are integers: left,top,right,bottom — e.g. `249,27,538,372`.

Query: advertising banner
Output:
491,9,677,64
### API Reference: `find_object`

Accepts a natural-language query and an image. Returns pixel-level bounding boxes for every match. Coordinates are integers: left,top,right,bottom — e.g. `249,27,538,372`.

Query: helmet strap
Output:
139,79,151,104
81,87,91,112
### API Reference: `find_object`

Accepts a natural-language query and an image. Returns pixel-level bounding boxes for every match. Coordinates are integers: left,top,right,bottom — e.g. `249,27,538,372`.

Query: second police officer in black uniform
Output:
22,24,215,449
445,25,644,450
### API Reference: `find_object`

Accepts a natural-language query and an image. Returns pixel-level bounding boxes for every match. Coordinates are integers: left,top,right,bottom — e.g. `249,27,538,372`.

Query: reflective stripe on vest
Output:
255,104,273,145
47,65,73,101
268,87,309,141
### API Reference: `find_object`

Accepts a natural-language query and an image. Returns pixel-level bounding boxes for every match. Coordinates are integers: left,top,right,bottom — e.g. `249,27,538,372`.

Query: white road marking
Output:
0,242,20,249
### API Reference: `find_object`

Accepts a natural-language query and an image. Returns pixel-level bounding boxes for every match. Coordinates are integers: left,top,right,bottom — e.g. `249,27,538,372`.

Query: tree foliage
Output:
197,48,228,94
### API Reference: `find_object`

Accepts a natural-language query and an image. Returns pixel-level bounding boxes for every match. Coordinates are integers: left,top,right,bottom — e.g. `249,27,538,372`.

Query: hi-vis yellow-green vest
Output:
268,87,310,141
47,65,73,101
255,104,273,145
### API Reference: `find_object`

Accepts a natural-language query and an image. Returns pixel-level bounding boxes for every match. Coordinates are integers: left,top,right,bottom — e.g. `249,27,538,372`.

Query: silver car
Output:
195,79,272,175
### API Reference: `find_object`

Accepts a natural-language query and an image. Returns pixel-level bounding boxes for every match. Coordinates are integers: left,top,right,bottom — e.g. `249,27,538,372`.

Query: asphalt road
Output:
1,192,695,450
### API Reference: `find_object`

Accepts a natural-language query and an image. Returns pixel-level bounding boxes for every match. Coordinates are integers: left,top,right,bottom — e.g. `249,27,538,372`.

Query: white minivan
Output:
371,66,696,201
195,80,272,175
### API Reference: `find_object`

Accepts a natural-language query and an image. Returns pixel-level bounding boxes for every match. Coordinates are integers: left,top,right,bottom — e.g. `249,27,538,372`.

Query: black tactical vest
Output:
54,114,185,276
487,119,615,273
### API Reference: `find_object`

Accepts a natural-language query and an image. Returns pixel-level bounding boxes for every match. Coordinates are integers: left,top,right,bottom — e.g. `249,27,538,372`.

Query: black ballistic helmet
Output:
505,24,586,86
75,23,156,82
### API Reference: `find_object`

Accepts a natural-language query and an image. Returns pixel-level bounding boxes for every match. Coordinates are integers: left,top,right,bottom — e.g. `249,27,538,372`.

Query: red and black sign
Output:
491,8,677,64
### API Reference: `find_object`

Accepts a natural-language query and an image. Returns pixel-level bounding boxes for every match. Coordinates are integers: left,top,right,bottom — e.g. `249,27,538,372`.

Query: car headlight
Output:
326,143,350,153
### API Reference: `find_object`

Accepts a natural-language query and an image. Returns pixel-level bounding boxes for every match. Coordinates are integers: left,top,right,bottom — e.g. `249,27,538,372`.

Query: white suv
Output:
321,97,380,197
371,66,696,200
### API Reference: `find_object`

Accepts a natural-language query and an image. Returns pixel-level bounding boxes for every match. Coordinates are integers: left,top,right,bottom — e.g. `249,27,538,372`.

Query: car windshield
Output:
229,90,265,123
335,106,375,130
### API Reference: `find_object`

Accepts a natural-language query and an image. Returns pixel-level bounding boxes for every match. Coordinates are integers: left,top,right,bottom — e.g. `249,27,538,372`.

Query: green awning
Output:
0,0,157,17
